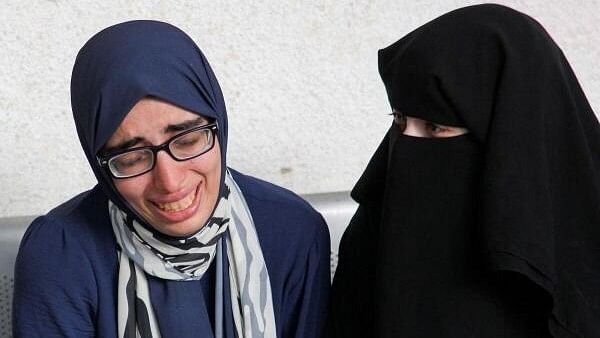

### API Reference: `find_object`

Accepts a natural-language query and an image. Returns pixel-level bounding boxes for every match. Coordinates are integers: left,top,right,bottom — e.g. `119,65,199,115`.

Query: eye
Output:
173,133,201,148
425,121,468,137
110,150,151,170
425,122,447,134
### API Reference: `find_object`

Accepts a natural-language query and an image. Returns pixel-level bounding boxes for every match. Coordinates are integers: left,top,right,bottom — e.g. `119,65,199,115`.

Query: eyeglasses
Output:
98,122,218,179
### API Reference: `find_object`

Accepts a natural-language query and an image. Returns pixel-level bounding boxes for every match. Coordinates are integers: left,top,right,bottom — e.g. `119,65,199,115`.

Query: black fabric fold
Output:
330,4,600,337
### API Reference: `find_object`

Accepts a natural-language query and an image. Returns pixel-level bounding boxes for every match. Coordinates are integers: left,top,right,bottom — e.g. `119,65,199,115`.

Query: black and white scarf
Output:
110,170,276,337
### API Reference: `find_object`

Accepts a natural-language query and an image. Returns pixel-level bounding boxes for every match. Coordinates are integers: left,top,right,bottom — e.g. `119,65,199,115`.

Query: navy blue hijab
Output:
71,20,228,222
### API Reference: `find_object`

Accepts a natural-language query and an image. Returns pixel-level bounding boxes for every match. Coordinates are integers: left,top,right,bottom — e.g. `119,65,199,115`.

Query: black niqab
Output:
329,4,600,337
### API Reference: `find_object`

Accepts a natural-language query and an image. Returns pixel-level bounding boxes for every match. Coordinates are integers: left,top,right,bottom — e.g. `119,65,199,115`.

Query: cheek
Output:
113,178,149,206
188,145,222,183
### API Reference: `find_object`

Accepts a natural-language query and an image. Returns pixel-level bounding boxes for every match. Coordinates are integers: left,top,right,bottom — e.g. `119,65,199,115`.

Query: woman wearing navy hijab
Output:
329,4,600,338
13,21,330,337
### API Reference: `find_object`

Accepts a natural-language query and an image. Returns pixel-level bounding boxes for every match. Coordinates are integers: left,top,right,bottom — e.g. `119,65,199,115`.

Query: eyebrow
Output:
102,117,209,155
102,137,144,155
164,117,208,133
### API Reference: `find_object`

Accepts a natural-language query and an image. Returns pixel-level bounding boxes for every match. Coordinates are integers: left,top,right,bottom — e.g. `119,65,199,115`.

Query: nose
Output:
152,150,184,193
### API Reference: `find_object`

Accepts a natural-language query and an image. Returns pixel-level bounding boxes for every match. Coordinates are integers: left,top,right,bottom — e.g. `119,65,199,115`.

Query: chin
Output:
153,214,209,237
144,186,214,237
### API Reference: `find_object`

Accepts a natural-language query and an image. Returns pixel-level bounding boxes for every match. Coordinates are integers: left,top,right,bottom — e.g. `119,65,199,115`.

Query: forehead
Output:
121,97,206,128
105,97,208,147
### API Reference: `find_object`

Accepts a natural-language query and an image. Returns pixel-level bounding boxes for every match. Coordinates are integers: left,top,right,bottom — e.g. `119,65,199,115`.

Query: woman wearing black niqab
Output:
329,4,600,337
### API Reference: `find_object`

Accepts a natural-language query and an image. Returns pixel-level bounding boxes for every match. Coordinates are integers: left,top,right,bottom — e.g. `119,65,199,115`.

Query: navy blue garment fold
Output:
14,173,331,337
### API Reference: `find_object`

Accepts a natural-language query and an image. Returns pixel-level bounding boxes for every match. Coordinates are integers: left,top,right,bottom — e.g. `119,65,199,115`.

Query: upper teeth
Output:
156,191,195,212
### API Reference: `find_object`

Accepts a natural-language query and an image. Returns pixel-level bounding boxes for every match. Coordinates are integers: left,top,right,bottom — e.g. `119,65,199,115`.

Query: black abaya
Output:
329,4,600,337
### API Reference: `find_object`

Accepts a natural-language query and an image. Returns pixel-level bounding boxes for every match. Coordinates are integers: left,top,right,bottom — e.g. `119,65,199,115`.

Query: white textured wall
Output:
1,0,599,217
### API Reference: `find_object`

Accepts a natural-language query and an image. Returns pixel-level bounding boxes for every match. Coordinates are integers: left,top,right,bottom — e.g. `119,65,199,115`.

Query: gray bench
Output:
0,191,356,337
1,216,34,338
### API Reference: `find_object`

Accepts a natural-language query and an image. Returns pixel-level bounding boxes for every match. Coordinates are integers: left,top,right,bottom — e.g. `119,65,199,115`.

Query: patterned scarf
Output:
110,170,276,337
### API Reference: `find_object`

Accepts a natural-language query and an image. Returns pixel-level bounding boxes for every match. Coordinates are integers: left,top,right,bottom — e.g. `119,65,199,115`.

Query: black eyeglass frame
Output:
97,122,219,179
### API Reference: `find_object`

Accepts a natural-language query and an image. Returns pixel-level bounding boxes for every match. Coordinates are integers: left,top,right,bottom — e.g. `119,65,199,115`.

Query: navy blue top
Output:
13,170,330,338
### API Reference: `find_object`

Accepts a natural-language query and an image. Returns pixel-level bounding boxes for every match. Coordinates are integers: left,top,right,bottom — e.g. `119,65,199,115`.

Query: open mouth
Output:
150,183,202,223
155,190,196,212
